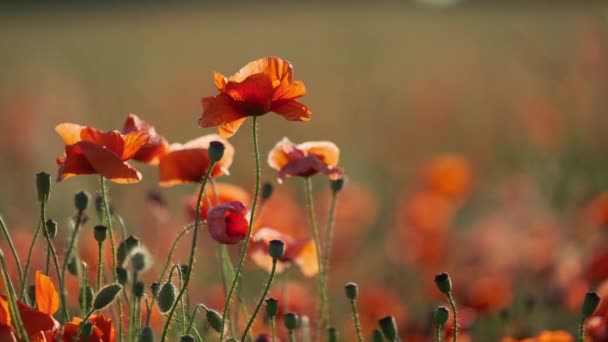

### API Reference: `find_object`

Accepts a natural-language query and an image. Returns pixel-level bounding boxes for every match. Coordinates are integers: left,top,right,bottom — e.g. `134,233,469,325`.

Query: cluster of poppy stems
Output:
0,56,602,341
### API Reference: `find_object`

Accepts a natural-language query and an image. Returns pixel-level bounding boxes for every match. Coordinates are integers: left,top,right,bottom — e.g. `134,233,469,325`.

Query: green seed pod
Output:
206,308,223,333
94,225,108,243
157,282,177,314
208,141,225,162
371,329,384,342
330,178,345,193
117,235,140,265
268,240,285,259
582,292,601,319
344,282,358,300
433,306,449,326
74,191,90,212
45,219,58,239
178,264,189,278
134,281,145,298
150,282,161,298
93,284,123,311
139,326,154,342
36,172,52,203
434,272,452,295
261,182,274,201
128,247,151,273
265,297,279,318
67,257,79,276
80,321,94,339
378,315,398,340
284,312,299,331
79,285,94,312
116,267,128,285
179,335,195,342
327,327,339,342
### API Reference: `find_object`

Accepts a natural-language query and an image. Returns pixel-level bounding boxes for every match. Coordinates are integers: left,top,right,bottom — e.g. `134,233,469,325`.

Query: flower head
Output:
268,137,342,183
186,182,251,221
55,123,149,183
62,314,115,342
121,114,170,164
207,201,249,244
199,56,311,137
158,135,234,186
250,227,318,277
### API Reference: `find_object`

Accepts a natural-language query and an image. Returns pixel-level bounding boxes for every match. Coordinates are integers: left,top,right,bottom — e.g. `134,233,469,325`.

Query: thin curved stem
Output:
271,317,276,342
578,317,585,342
435,324,443,342
219,116,261,341
39,201,65,321
322,190,338,284
160,161,215,342
447,293,457,342
61,211,84,320
0,252,29,341
241,259,278,341
96,242,103,291
0,215,24,292
350,300,364,342
19,219,41,302
304,177,328,334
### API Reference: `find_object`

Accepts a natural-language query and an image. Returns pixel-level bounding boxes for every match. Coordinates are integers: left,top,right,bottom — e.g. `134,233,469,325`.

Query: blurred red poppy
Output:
207,201,249,244
158,135,234,186
62,314,115,342
267,137,342,183
185,182,251,221
121,114,169,164
199,56,311,138
55,123,149,183
0,294,59,341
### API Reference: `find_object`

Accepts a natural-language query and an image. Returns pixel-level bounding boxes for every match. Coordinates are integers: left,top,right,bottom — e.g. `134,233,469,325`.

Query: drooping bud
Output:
150,282,161,298
179,264,189,278
582,292,601,319
74,191,90,212
80,321,94,339
265,297,279,318
94,225,108,243
330,178,345,193
93,284,123,310
434,306,449,326
208,141,226,163
206,308,223,333
378,315,398,340
284,312,299,331
36,172,52,203
157,282,177,314
45,219,58,239
434,272,452,295
371,329,384,342
268,240,285,259
66,257,79,276
344,282,358,300
261,182,274,201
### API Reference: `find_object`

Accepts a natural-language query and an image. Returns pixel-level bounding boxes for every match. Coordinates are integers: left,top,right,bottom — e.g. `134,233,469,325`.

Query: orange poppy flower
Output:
185,182,251,221
55,123,149,183
62,314,115,342
199,56,311,138
158,135,234,186
267,137,342,183
423,154,473,199
0,294,60,340
35,271,59,316
207,201,249,244
502,330,574,342
121,114,169,164
249,227,318,277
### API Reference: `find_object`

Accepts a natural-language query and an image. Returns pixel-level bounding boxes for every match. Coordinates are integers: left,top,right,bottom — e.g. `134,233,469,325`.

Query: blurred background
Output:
2,1,608,340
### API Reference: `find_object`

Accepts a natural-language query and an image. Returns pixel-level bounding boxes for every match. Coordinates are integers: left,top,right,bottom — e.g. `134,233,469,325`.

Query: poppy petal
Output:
273,80,306,102
200,94,247,128
228,56,293,88
267,137,297,171
218,117,247,138
214,71,227,91
294,240,319,277
272,100,312,122
35,271,59,316
56,145,96,182
122,114,169,164
80,128,126,157
224,73,274,114
0,296,10,327
78,141,142,184
55,123,85,145
297,141,340,167
159,149,215,186
120,131,150,161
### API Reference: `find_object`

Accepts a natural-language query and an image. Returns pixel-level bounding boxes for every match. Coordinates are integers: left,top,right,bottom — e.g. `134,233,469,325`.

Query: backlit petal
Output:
78,141,142,184
297,141,340,167
272,100,312,122
273,80,306,102
214,71,227,91
200,94,246,128
228,56,293,88
56,145,96,182
35,271,59,316
267,137,297,171
55,123,85,145
120,131,150,161
158,149,215,186
224,73,274,115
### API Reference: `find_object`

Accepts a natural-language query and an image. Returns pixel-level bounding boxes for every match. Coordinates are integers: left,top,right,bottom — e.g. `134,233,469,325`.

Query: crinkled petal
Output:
272,100,312,122
267,137,299,171
297,141,340,167
159,149,217,186
200,94,247,129
273,80,306,102
228,56,293,88
78,141,142,184
120,131,150,161
224,73,274,115
214,71,227,91
55,123,85,145
35,271,59,316
56,145,96,182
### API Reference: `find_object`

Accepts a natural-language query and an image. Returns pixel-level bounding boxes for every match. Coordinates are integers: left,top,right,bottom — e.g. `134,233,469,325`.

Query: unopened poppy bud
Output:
208,141,225,162
206,308,223,332
265,297,279,317
434,272,452,294
118,235,141,265
268,240,285,259
128,247,151,273
330,178,345,193
371,329,384,342
139,326,154,342
379,315,398,340
134,281,145,298
74,191,90,212
327,327,339,342
179,335,195,342
45,219,58,239
93,283,122,310
157,282,177,314
94,225,107,243
116,267,128,285
582,292,601,318
261,182,274,200
81,321,94,339
284,312,299,331
434,306,449,326
67,257,79,276
151,282,161,298
179,264,189,277
80,285,94,312
344,282,358,300
36,172,52,203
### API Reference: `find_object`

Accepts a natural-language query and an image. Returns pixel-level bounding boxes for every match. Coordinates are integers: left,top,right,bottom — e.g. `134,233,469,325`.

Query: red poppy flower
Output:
207,201,249,244
158,135,234,186
267,137,342,183
199,56,311,138
0,294,60,341
55,123,149,183
35,271,59,316
249,227,318,277
185,182,251,221
121,114,169,164
62,314,115,342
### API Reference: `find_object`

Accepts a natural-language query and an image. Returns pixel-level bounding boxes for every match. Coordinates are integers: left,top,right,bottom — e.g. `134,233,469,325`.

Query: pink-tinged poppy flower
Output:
250,227,318,277
55,123,149,184
158,135,234,186
186,182,251,221
207,201,249,244
121,114,169,164
199,56,312,138
267,137,342,183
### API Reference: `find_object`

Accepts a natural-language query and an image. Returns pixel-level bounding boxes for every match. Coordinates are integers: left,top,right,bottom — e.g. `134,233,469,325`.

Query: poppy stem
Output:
0,250,29,342
61,209,84,320
99,176,123,342
241,258,278,341
219,116,262,342
160,161,216,342
39,198,65,322
186,303,207,335
97,241,103,291
349,299,364,342
322,187,339,310
435,324,443,342
578,316,585,342
19,218,41,304
271,316,276,342
447,292,458,342
304,176,329,335
45,247,51,275
0,215,23,295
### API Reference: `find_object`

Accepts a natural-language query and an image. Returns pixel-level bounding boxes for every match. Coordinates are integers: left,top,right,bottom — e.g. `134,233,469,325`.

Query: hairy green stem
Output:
0,251,29,341
97,242,103,291
19,219,41,303
436,324,443,342
0,215,23,294
241,259,278,341
39,200,66,321
219,117,261,341
448,292,457,342
61,210,84,320
350,299,364,342
578,317,585,342
322,191,338,286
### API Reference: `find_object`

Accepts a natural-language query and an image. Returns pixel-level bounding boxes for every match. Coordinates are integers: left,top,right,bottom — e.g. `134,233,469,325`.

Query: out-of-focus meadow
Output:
2,2,608,340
